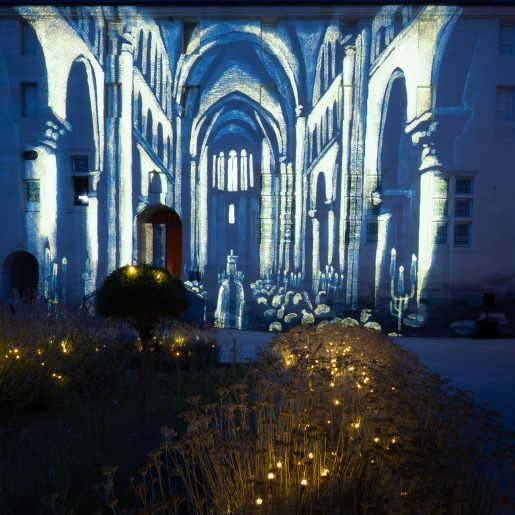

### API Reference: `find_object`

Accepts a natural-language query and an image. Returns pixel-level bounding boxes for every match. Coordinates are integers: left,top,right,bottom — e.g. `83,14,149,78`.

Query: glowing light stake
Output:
61,257,67,304
390,249,417,333
48,262,58,314
82,257,92,297
44,247,51,299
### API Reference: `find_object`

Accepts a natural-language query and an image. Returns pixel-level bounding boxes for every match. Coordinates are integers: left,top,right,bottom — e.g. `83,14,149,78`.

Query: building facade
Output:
1,4,514,331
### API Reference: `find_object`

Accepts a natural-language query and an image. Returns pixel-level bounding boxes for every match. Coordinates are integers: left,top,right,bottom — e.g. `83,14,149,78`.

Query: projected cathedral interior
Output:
1,5,509,331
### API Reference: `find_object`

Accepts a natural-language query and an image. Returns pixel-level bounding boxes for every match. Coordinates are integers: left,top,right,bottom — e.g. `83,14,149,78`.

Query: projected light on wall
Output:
4,5,469,332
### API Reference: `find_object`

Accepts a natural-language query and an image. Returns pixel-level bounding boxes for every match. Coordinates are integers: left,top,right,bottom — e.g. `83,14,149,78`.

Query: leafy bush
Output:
96,264,188,343
0,302,134,413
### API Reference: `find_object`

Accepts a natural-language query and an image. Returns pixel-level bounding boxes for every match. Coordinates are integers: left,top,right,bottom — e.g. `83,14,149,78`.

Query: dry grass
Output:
103,321,515,514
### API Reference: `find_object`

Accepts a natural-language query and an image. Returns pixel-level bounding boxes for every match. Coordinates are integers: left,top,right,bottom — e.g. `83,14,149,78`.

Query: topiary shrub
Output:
96,264,188,426
96,264,188,345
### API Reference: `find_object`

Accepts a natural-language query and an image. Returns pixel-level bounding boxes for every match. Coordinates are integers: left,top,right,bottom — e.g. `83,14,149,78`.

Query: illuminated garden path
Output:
213,329,515,431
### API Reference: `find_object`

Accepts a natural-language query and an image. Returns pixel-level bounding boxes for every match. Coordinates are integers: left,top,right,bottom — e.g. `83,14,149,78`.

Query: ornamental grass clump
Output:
0,301,132,414
113,322,514,514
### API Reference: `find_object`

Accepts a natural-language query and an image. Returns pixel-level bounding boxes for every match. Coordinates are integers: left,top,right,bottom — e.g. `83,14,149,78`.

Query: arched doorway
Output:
137,206,182,276
2,251,39,301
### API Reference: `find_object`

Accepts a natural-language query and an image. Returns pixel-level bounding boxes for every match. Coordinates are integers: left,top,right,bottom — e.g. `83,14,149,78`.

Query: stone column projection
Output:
345,32,367,309
338,45,355,277
294,107,306,271
25,115,69,294
117,31,134,267
408,118,442,305
259,138,275,278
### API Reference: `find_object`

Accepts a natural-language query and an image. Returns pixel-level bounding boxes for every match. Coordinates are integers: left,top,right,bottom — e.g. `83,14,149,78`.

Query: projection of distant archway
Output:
2,251,39,300
137,205,182,277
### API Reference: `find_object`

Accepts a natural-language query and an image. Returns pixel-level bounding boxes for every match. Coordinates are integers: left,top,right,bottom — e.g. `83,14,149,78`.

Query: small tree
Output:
97,264,188,344
96,264,188,427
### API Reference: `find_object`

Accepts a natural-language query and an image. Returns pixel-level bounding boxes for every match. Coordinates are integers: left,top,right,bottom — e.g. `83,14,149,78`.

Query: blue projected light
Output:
0,5,480,332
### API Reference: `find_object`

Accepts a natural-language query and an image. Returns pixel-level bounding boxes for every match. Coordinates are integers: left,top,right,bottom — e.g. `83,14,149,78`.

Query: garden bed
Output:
1,306,514,514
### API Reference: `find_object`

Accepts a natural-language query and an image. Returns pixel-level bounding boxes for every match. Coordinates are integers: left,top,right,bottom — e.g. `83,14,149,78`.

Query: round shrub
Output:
96,264,188,342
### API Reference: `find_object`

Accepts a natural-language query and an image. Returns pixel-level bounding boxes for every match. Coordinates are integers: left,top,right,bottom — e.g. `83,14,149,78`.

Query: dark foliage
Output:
96,264,188,341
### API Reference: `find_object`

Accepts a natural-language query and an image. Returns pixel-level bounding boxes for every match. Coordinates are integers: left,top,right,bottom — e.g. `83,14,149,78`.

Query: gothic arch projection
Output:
137,93,143,132
157,122,164,161
416,15,476,301
57,57,97,300
360,7,462,310
176,33,297,291
373,70,419,307
136,204,182,277
189,93,280,287
174,24,300,118
306,171,332,293
146,109,153,149
1,251,39,301
312,24,341,106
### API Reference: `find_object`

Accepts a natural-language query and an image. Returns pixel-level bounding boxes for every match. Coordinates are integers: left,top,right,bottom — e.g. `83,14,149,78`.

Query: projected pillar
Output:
24,116,69,295
409,118,442,305
294,107,306,271
339,45,355,277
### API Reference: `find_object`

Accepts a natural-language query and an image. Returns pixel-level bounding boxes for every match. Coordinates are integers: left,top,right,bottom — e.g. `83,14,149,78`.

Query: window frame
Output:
70,155,90,207
495,86,514,122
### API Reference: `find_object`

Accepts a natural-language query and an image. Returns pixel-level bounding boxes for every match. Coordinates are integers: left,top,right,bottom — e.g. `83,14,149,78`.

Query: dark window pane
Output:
25,180,40,203
434,222,448,245
455,199,472,218
455,177,473,194
495,87,513,121
72,156,89,174
454,223,471,246
500,24,513,54
73,176,89,205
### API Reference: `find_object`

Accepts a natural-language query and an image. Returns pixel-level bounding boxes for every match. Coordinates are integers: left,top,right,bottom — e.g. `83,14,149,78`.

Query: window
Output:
495,87,514,121
228,204,235,224
71,156,89,206
454,223,471,246
455,176,473,195
73,177,89,205
366,221,378,243
432,175,474,248
24,179,40,211
182,21,198,54
21,21,37,55
500,23,515,54
453,176,473,247
21,83,38,117
454,198,472,218
72,155,89,174
434,222,448,245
